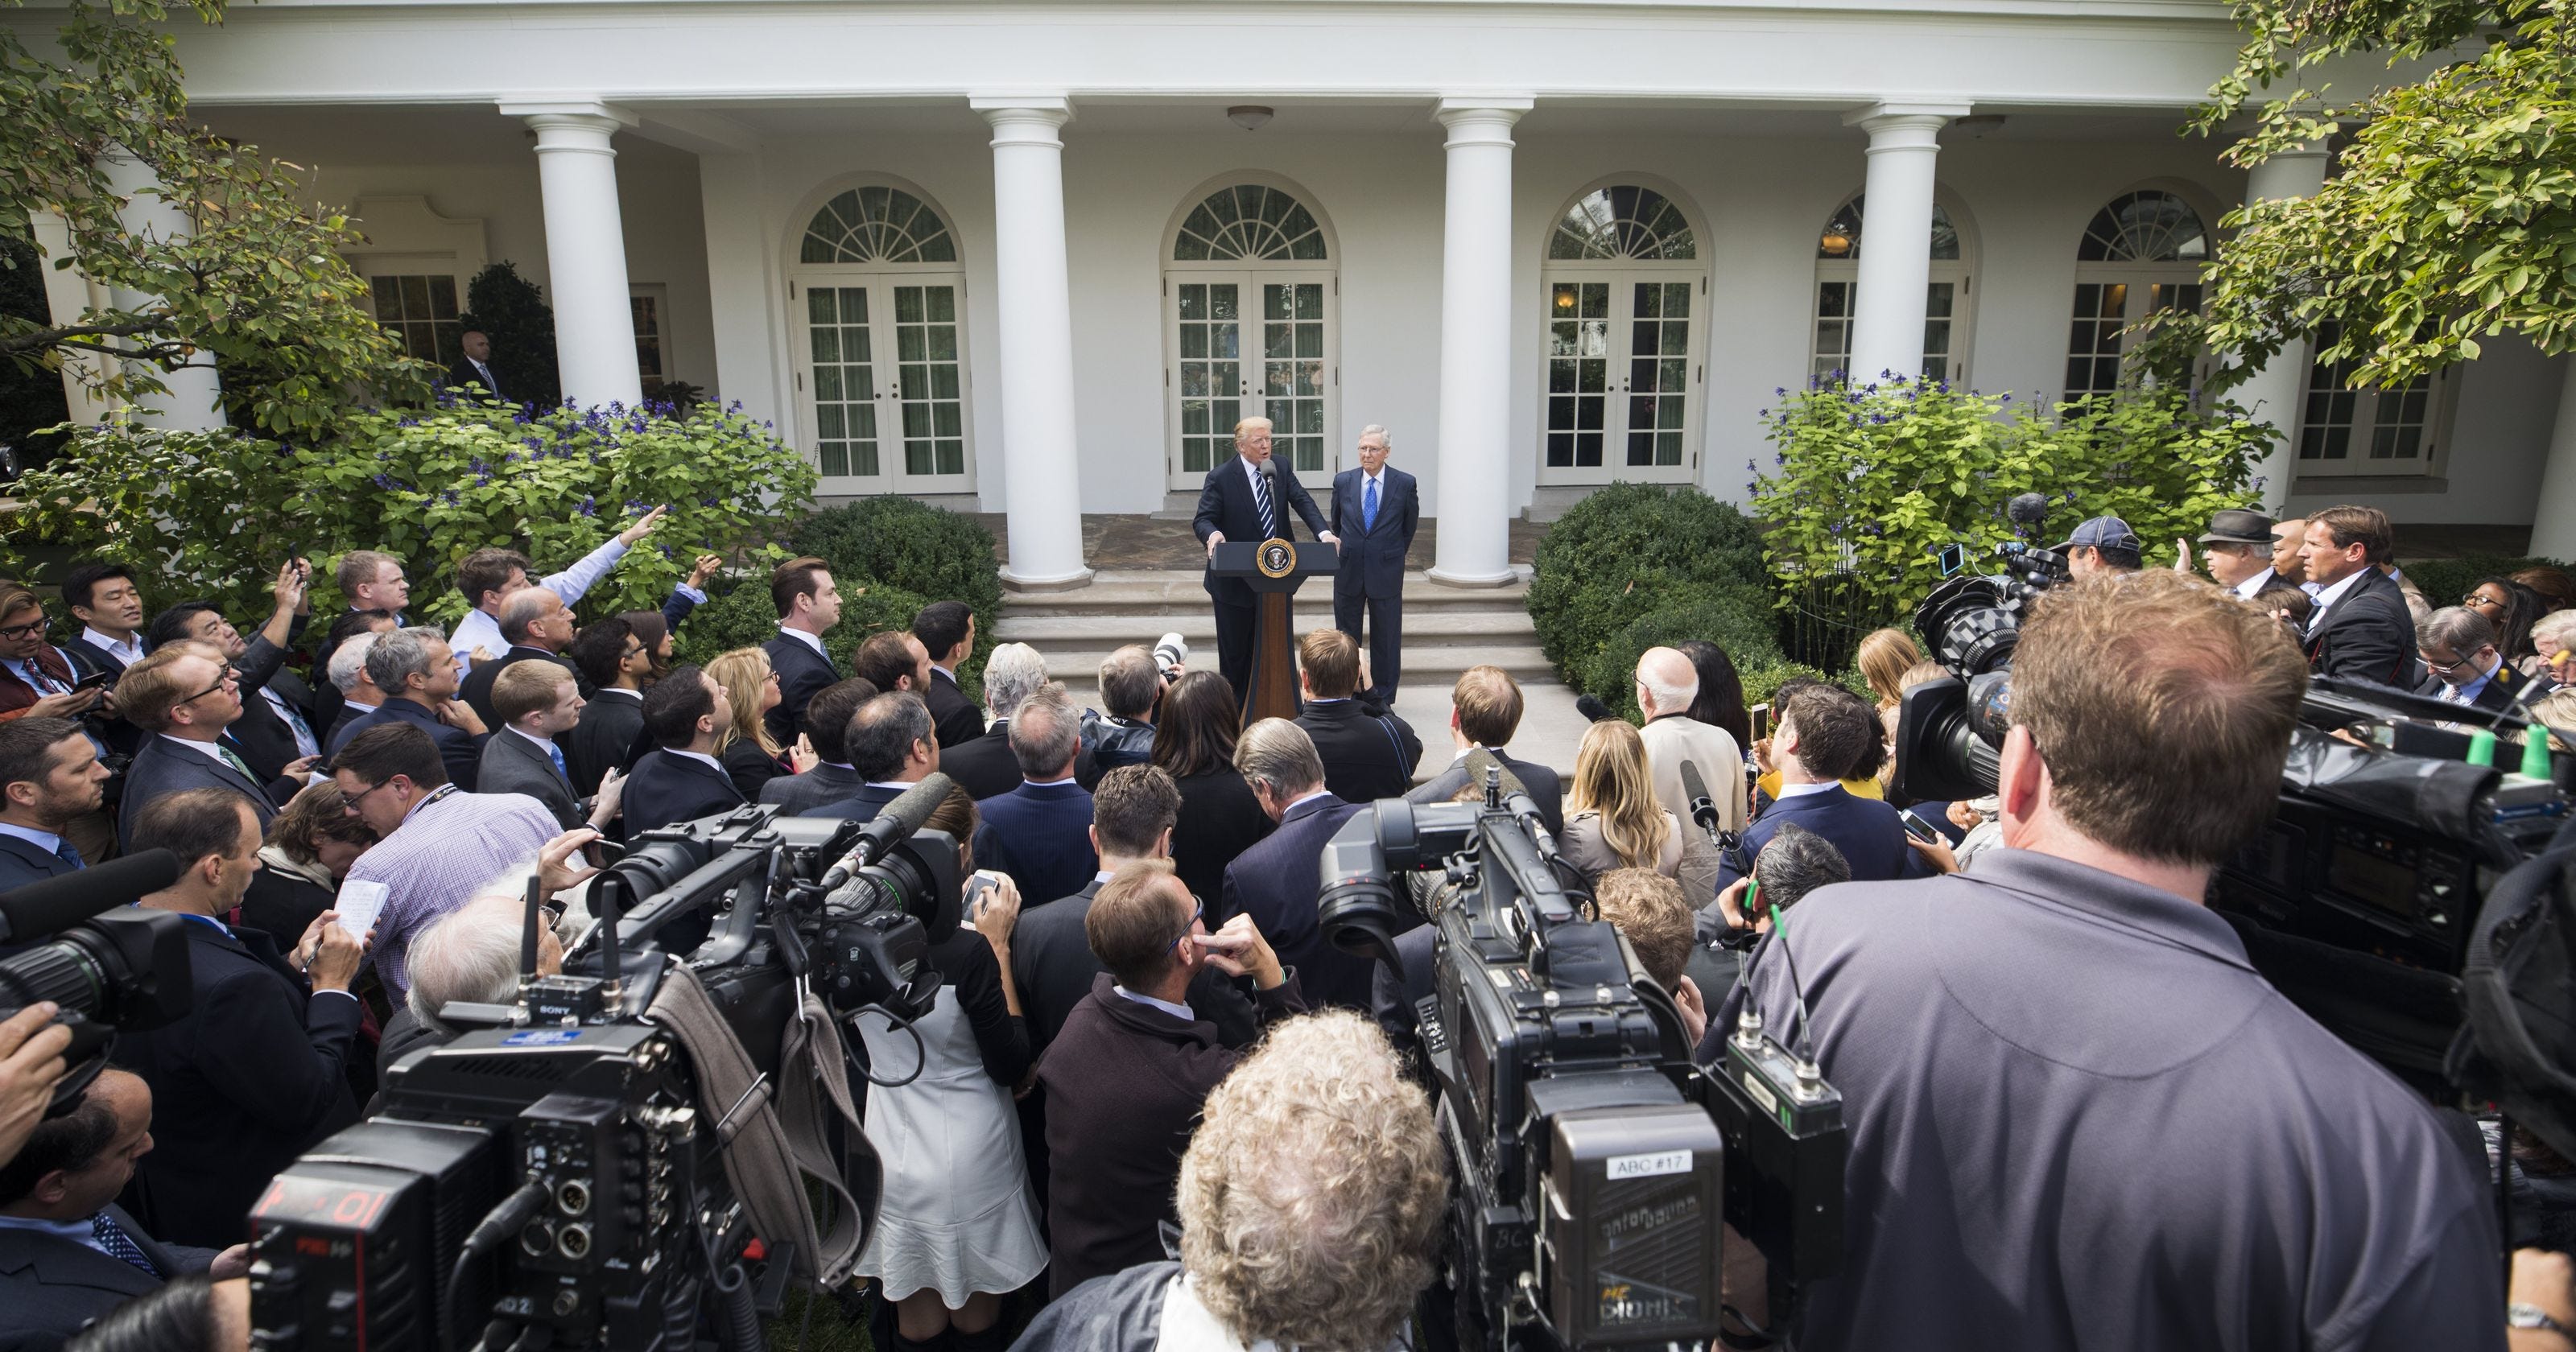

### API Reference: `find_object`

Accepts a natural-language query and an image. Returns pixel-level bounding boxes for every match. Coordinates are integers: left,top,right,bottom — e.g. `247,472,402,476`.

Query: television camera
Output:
0,851,190,1115
1319,759,1842,1351
246,777,968,1352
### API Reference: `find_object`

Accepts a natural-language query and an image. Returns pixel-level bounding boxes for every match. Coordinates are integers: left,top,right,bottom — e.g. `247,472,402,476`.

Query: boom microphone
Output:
817,773,956,894
1677,760,1722,834
0,850,180,944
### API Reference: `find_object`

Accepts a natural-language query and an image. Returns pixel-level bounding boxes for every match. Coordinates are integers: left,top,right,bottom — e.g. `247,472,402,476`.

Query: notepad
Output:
335,879,390,939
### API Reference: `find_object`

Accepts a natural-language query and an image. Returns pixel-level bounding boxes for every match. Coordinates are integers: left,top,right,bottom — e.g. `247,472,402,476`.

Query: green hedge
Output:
1529,484,1773,696
1583,600,1786,723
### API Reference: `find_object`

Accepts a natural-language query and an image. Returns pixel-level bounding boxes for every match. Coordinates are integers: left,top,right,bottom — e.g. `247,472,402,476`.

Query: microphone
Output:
1574,694,1619,724
1677,760,1723,834
1463,749,1562,858
815,773,956,895
0,850,180,945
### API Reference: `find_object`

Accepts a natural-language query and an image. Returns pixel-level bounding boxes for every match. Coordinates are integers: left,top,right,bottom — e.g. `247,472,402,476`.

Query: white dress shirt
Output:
450,537,632,675
2230,567,2279,600
2306,568,2370,633
777,624,828,661
79,627,147,666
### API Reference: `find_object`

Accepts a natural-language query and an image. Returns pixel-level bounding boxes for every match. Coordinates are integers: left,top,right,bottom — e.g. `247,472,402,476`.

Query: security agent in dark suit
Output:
0,1070,238,1352
2297,505,2421,688
910,600,985,749
1714,681,1935,891
333,629,488,792
109,647,296,852
797,689,937,822
444,328,506,401
1218,718,1373,1012
564,617,651,797
969,685,1101,915
110,789,369,1249
2413,606,2524,719
1405,666,1563,835
476,662,622,832
760,558,844,748
758,678,877,816
0,719,110,889
1328,426,1420,701
621,664,747,834
456,587,584,732
1289,629,1421,806
1191,416,1337,703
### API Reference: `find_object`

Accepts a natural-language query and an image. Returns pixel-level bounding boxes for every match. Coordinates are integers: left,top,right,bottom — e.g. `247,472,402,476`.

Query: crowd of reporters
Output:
3,497,2576,1349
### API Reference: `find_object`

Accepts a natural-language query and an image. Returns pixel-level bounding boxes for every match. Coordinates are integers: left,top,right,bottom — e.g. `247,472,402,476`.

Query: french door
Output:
791,273,974,494
1166,270,1337,488
1538,272,1703,485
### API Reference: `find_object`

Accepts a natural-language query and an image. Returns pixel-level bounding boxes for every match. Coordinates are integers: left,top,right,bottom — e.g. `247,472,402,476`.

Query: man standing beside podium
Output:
1329,425,1418,703
1195,417,1336,702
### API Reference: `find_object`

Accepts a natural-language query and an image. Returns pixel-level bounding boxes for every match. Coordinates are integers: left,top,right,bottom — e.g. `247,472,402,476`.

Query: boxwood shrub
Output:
1529,484,1773,695
1583,600,1787,723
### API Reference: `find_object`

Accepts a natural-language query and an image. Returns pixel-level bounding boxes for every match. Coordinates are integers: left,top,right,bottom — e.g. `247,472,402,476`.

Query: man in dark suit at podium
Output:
1329,425,1419,702
1193,416,1337,703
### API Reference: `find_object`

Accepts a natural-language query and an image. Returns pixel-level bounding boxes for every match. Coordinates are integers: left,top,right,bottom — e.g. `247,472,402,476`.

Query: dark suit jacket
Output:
566,690,644,796
444,357,503,398
942,720,1104,802
1294,699,1422,805
227,629,317,781
117,736,281,851
1012,879,1257,1056
336,698,482,791
1037,971,1307,1297
236,864,335,955
0,831,80,892
0,1202,218,1352
720,738,787,802
1408,748,1566,836
796,781,903,822
1715,785,1929,892
1328,466,1419,599
762,633,840,748
1170,767,1274,920
478,729,581,830
972,781,1099,908
1221,793,1373,1011
2415,669,2520,718
760,763,865,816
322,702,376,759
2306,569,2421,688
1193,455,1328,609
621,750,746,835
926,667,985,749
113,918,362,1247
458,645,580,732
59,638,144,758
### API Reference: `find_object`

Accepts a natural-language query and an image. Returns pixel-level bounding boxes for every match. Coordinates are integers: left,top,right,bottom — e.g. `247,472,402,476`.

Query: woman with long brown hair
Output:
1561,719,1717,899
1151,670,1274,915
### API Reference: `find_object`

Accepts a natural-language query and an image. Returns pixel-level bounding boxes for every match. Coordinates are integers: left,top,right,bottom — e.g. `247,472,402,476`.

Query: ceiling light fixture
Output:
1228,105,1274,133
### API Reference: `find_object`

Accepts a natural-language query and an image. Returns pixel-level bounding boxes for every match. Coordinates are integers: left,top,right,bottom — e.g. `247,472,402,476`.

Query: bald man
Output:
1634,645,1747,835
458,587,584,731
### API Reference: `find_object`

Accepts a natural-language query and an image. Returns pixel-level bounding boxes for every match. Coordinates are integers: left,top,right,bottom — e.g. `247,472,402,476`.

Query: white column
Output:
2529,358,2576,560
972,95,1092,590
696,151,792,429
1842,102,1970,388
97,150,225,430
2233,141,2330,514
26,209,118,424
500,100,644,409
1428,97,1533,588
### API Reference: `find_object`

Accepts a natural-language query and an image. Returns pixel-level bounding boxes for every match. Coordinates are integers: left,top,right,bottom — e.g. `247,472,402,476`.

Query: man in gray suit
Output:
0,1070,245,1352
1406,666,1563,835
111,643,297,851
759,678,877,815
476,662,621,833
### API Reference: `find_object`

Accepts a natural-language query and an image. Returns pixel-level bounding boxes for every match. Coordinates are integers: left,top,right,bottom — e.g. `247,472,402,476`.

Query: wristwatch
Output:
2510,1302,2571,1336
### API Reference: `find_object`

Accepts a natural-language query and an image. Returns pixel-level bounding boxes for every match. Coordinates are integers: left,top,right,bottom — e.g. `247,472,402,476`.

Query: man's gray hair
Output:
497,587,558,645
406,892,530,1033
364,627,447,692
2420,605,2497,657
1233,718,1324,801
984,642,1048,720
1359,423,1393,451
847,692,934,782
1754,821,1852,913
1098,645,1162,721
1010,683,1080,778
1636,646,1700,715
328,631,381,695
2537,609,2576,653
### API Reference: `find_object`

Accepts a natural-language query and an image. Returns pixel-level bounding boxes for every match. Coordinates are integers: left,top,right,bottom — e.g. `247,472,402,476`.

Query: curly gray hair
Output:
982,641,1049,720
1178,1010,1448,1351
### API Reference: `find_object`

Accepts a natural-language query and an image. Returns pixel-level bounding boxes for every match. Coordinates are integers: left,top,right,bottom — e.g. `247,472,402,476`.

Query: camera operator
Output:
1036,858,1307,1299
1739,569,2501,1350
1018,1011,1445,1352
111,789,368,1249
377,885,566,1082
0,1004,73,1178
1081,645,1163,772
0,1069,248,1352
0,718,110,887
1591,868,1709,1045
1716,681,1942,890
2057,515,2142,579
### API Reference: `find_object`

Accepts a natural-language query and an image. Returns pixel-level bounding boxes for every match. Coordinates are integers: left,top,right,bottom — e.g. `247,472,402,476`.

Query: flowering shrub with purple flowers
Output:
1752,376,2268,667
3,397,816,624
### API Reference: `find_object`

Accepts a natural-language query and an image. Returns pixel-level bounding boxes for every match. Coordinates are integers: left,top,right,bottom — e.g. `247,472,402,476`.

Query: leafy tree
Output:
0,230,68,472
0,0,427,435
456,261,563,410
2185,0,2576,387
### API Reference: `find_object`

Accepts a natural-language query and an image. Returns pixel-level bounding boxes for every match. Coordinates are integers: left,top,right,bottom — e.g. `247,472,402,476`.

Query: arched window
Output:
1538,183,1707,485
1163,180,1338,482
788,182,972,493
1809,194,1975,383
2065,190,2209,397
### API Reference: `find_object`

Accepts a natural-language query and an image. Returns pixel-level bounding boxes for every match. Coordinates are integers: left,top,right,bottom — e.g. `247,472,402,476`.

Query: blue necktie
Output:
54,838,85,872
546,742,570,785
1363,476,1379,532
91,1211,158,1276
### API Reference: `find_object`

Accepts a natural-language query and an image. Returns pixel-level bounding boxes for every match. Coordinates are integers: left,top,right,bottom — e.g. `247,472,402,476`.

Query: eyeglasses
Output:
764,670,781,683
0,616,47,641
341,777,399,813
1166,897,1207,954
620,642,645,660
2421,652,2477,674
2463,592,2508,610
177,664,240,705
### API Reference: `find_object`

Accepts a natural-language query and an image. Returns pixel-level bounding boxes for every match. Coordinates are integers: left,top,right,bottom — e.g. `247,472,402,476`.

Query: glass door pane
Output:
1544,280,1610,468
890,282,965,479
1174,277,1245,477
1261,280,1328,474
807,286,881,478
1624,279,1691,468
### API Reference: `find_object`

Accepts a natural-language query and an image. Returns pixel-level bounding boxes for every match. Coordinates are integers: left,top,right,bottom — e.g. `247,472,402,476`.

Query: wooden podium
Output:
1211,538,1338,726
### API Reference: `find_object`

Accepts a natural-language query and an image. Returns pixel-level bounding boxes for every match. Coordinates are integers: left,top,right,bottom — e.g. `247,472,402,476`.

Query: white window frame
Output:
630,282,671,396
1160,175,1340,489
2295,328,2454,478
2063,188,2219,399
1535,178,1711,488
1808,192,1978,387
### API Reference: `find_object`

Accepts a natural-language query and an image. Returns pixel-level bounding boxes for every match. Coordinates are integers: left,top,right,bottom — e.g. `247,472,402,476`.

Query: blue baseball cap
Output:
2054,515,2141,553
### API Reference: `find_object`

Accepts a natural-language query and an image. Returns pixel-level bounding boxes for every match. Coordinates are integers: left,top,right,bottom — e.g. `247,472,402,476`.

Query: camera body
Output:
250,795,966,1351
1320,780,1840,1350
0,851,194,1114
